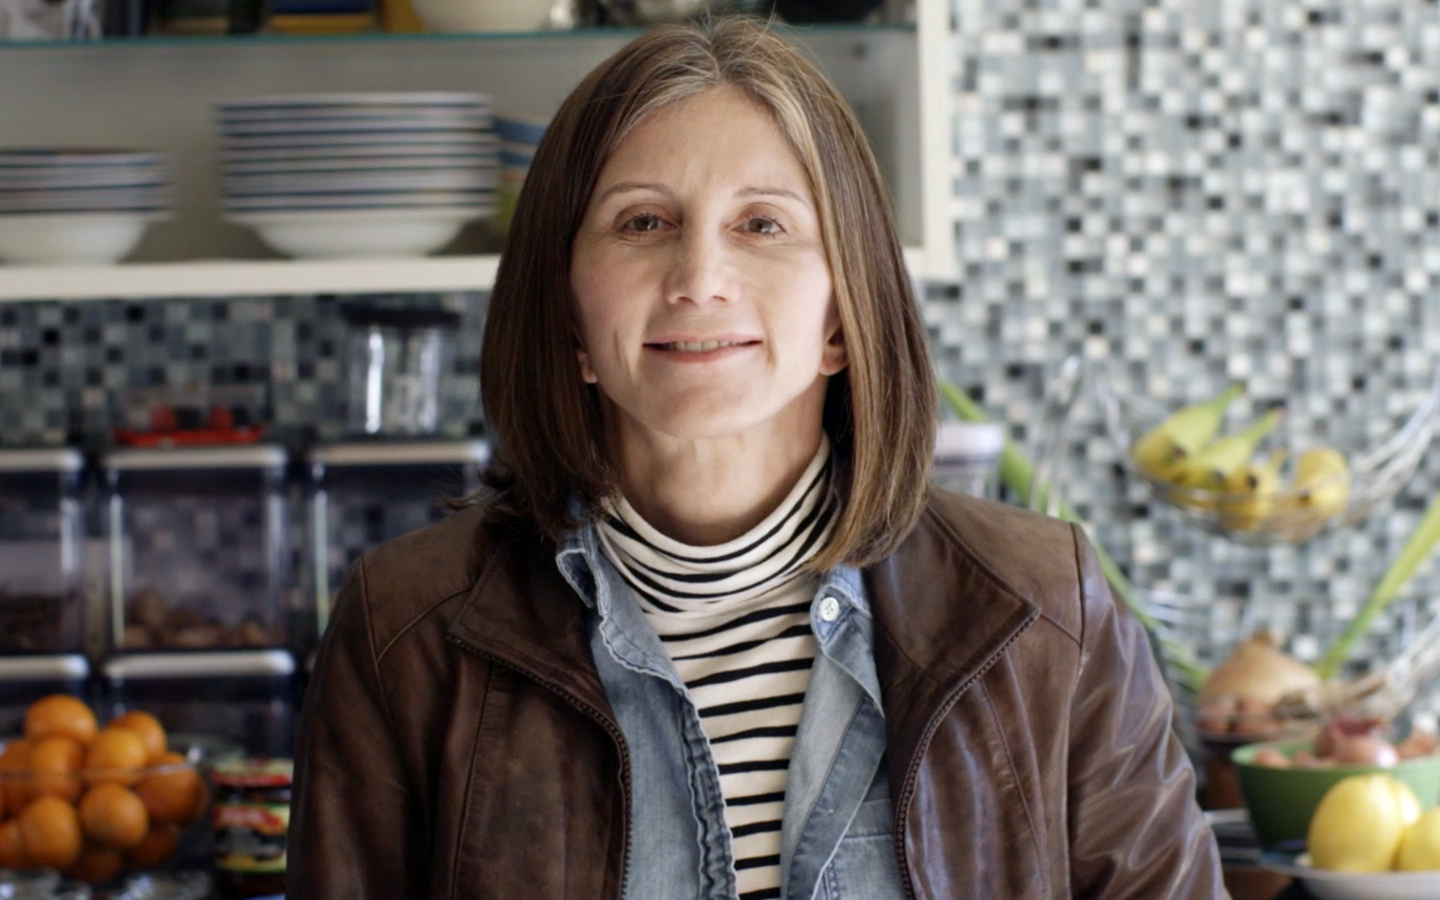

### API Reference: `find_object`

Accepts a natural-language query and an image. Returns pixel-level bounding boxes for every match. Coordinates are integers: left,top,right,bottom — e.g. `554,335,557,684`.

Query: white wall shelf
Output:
0,4,952,302
0,247,929,302
0,255,500,301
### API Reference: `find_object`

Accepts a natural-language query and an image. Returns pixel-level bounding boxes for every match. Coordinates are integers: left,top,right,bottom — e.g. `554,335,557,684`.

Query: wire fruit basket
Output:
1091,362,1440,546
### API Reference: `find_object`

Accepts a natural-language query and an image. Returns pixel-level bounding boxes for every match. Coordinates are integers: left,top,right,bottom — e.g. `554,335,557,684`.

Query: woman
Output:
289,16,1225,900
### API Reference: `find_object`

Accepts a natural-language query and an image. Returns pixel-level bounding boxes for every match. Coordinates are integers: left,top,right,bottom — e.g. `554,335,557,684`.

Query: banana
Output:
1289,445,1351,521
1131,383,1245,481
1218,448,1287,531
1171,408,1285,506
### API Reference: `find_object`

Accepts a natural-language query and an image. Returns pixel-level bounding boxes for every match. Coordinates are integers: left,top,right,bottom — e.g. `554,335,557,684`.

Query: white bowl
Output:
409,0,553,32
0,212,158,265
222,168,496,195
226,208,485,259
215,92,488,111
1260,851,1440,900
222,153,492,175
220,131,484,151
222,191,495,212
220,136,496,164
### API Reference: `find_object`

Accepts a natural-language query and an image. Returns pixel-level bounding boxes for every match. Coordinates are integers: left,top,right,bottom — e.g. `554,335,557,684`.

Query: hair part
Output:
479,15,936,569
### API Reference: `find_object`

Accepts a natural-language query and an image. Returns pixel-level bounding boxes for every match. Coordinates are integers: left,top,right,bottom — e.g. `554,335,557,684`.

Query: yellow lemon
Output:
1398,807,1440,871
1308,774,1422,872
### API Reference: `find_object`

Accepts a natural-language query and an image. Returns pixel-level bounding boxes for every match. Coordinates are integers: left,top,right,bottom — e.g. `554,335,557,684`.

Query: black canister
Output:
211,757,292,899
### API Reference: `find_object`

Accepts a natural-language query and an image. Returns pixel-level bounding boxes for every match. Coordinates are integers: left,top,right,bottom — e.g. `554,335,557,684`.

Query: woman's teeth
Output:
658,341,744,352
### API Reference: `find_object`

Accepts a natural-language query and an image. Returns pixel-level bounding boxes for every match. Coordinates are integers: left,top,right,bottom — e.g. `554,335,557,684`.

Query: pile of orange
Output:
0,695,205,884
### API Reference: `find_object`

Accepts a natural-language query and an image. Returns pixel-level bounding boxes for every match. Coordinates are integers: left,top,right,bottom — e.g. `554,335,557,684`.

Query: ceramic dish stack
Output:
214,93,498,259
495,114,546,234
0,149,170,266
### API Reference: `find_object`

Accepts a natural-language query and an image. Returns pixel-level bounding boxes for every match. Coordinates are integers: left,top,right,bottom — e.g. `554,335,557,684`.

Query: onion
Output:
1197,629,1323,708
1330,734,1400,767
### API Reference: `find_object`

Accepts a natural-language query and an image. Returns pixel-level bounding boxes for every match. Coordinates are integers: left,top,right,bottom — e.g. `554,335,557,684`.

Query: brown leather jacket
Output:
288,491,1227,899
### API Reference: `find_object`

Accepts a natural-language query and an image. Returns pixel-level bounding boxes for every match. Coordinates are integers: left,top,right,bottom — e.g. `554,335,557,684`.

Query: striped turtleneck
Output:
596,438,837,900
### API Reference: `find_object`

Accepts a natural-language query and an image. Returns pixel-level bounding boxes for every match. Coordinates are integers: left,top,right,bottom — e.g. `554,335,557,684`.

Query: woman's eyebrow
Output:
596,181,670,202
595,183,810,205
736,186,810,205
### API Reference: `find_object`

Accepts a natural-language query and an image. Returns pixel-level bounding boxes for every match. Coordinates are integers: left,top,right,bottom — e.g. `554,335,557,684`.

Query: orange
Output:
83,728,148,786
107,711,167,764
78,783,148,850
64,843,124,885
125,823,179,868
27,736,82,803
17,795,82,870
133,752,200,825
0,739,32,817
0,819,24,870
23,695,97,748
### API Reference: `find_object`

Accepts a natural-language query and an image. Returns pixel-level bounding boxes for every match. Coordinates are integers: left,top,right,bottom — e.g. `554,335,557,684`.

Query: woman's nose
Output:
665,228,734,306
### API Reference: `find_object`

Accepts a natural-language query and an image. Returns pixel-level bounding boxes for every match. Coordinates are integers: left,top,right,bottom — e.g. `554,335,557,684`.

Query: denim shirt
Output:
556,522,907,900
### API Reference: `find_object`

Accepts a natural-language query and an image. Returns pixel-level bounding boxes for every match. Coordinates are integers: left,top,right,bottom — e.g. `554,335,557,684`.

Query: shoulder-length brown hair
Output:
479,15,935,569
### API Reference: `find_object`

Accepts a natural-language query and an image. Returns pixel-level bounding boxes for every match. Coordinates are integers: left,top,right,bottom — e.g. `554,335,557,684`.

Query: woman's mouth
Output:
649,340,755,353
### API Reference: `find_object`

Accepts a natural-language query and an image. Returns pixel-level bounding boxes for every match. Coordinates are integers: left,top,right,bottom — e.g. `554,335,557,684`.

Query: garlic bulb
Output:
1197,629,1322,708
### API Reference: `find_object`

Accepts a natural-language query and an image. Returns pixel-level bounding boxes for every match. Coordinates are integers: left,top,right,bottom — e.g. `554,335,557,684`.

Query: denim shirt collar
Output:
555,515,880,706
556,500,869,606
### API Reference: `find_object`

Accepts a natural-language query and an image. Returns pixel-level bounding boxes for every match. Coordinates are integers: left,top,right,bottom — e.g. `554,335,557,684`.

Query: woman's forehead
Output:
592,87,812,199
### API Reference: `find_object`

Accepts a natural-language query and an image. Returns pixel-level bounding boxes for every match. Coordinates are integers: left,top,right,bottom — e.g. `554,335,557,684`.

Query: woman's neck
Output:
609,419,826,547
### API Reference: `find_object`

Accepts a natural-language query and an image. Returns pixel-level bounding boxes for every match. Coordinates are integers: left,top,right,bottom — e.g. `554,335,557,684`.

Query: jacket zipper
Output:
891,610,1039,900
447,635,634,900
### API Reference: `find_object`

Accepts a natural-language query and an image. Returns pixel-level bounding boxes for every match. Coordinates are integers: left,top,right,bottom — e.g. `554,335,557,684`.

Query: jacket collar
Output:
445,501,1040,733
445,527,614,717
864,505,1040,781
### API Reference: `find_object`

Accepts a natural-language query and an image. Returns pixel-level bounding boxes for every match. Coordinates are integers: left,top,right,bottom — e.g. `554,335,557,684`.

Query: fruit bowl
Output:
1259,850,1440,900
0,695,243,889
0,740,214,886
1094,364,1440,545
1232,738,1440,849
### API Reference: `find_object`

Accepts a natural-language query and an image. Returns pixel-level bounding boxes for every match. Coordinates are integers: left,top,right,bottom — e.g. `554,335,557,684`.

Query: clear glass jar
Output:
0,449,86,655
102,445,289,654
343,305,460,438
933,421,1005,501
306,439,488,639
102,650,297,759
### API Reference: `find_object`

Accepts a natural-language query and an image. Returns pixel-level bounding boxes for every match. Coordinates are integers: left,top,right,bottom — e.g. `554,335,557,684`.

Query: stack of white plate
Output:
214,92,498,259
0,149,170,266
495,114,546,234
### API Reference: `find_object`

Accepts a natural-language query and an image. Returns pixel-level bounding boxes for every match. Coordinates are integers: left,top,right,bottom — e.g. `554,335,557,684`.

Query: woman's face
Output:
570,85,846,448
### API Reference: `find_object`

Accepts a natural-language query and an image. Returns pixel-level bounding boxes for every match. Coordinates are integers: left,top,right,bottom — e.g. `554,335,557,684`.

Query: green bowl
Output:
1232,738,1440,849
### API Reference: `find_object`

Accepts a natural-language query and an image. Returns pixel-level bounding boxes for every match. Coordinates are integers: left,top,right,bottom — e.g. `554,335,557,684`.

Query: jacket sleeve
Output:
1065,526,1229,900
288,556,427,899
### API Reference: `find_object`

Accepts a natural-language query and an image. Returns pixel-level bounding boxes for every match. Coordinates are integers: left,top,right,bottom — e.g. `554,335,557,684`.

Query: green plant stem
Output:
1315,486,1440,680
938,381,1208,690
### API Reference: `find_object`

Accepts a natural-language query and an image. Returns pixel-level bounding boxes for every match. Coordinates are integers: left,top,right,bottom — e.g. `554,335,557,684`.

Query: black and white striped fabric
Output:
597,439,838,900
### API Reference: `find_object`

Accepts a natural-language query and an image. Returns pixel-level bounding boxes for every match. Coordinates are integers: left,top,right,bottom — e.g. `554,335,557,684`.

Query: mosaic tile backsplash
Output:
5,0,1440,705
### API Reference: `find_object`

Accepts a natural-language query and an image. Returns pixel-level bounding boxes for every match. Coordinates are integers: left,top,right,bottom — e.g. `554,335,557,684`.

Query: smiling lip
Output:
644,336,761,355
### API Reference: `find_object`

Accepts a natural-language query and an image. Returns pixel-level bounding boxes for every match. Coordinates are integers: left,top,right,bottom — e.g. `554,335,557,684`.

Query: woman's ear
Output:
577,348,599,384
820,326,848,376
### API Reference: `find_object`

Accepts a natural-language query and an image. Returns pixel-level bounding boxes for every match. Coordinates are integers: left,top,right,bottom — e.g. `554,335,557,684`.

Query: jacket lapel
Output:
445,530,614,718
866,505,1041,794
442,502,1044,803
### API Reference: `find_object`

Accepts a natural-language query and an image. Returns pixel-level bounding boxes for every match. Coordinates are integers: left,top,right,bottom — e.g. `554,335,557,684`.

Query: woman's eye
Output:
622,213,665,233
744,216,783,235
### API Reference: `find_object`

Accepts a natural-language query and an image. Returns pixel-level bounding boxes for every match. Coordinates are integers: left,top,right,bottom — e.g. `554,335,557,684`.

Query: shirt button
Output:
818,596,841,622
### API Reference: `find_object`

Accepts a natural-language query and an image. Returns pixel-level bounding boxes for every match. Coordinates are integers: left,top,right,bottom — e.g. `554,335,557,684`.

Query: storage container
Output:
102,445,289,654
307,439,488,638
0,655,91,737
342,304,461,438
0,448,87,655
102,650,297,759
933,421,1005,501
